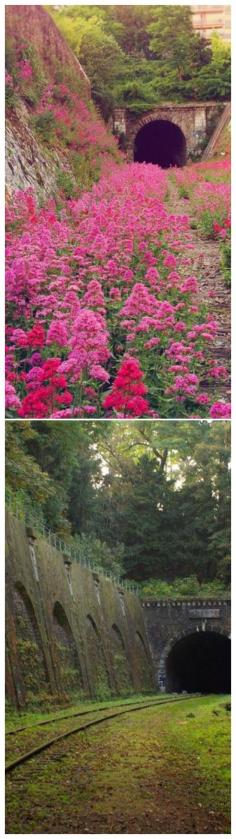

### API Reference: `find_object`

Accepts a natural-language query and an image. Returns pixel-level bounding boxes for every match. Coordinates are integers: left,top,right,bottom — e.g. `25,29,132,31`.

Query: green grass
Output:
6,691,160,732
6,695,230,834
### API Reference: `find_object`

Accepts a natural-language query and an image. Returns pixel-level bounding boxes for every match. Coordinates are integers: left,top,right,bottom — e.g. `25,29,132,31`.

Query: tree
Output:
51,5,230,114
148,7,211,78
197,33,231,100
6,421,230,589
79,30,125,118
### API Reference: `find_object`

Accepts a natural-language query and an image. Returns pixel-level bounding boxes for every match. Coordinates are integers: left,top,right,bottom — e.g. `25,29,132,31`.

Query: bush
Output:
5,77,17,110
139,576,230,600
34,111,57,143
178,185,190,199
220,240,231,286
56,169,76,199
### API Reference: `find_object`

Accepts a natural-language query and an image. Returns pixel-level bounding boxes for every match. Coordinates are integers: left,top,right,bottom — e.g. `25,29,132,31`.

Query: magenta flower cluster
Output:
5,164,230,418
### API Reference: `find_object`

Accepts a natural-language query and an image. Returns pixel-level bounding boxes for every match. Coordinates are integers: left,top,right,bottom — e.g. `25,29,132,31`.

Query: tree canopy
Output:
6,421,230,593
49,6,230,117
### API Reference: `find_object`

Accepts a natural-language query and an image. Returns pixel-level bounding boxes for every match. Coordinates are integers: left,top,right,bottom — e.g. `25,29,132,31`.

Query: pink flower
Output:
144,337,160,349
5,156,229,419
18,59,33,80
5,381,21,410
163,254,177,268
103,357,150,417
109,287,121,301
210,402,231,418
209,366,228,380
196,393,210,404
10,328,28,348
46,320,68,347
90,364,110,382
180,277,198,294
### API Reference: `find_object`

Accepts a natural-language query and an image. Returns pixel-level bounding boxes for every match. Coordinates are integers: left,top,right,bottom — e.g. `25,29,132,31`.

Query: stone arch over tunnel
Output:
164,631,231,694
52,601,84,695
13,583,50,702
134,119,187,167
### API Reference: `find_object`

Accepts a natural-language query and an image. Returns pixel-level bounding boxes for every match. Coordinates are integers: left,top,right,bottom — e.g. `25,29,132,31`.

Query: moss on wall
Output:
6,511,154,707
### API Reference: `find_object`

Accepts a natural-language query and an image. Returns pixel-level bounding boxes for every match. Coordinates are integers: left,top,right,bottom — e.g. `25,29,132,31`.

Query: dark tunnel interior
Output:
166,631,231,693
134,119,187,168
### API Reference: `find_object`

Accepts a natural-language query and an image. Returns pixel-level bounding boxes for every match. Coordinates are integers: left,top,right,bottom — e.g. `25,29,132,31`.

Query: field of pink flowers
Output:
6,162,231,419
173,158,230,238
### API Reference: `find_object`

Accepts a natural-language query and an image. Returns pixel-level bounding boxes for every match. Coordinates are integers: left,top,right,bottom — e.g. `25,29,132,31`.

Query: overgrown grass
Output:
6,692,158,732
6,695,231,834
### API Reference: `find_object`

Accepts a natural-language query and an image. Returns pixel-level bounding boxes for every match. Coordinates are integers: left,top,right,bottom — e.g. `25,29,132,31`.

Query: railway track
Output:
6,694,168,736
6,694,200,774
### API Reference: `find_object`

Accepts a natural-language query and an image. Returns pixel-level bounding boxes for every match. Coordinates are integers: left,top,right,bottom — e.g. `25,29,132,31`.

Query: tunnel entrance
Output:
166,632,231,693
134,119,187,167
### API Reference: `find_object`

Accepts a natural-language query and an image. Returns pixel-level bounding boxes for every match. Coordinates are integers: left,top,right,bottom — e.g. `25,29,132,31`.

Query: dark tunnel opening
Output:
134,119,187,168
166,632,231,694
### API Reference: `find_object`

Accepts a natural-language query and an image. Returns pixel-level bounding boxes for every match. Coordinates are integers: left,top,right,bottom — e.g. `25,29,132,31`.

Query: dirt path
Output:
5,696,230,834
166,178,231,401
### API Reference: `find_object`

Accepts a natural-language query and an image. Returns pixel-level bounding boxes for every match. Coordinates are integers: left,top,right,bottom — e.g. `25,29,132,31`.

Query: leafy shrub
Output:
33,111,57,142
220,240,231,286
178,185,190,199
139,575,230,600
56,169,76,199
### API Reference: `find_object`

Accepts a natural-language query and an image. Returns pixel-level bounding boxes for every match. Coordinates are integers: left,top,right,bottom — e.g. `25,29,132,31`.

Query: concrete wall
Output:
6,512,154,707
143,598,231,689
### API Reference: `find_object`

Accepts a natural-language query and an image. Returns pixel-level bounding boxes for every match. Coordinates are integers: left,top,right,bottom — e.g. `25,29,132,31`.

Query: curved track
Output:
6,694,168,736
6,694,200,774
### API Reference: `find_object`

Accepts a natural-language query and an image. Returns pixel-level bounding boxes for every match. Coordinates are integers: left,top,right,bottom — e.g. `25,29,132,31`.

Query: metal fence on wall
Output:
6,499,139,594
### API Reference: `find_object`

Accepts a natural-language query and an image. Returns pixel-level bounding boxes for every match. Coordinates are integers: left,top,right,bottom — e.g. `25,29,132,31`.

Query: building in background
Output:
191,5,231,43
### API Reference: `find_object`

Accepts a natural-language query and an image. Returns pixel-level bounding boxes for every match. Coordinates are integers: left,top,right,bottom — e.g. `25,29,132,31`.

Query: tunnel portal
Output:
166,631,231,694
134,119,187,168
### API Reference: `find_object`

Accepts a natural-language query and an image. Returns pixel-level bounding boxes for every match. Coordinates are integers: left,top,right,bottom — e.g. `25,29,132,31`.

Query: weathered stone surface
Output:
112,102,226,161
143,599,231,689
6,511,154,707
6,104,60,199
5,4,90,199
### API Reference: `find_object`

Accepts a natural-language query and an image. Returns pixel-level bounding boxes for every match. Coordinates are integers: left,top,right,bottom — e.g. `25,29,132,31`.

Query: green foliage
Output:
79,29,125,118
56,655,81,692
220,240,231,286
56,168,76,199
70,151,101,192
6,421,230,589
51,5,230,116
197,208,224,238
139,576,230,600
74,533,124,577
5,82,17,110
178,185,190,199
148,6,211,79
197,33,231,100
94,665,112,701
33,111,57,143
5,423,54,511
16,637,50,703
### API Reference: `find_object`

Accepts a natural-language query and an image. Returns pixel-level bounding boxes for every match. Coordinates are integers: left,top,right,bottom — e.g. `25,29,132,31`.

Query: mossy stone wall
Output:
6,511,155,707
